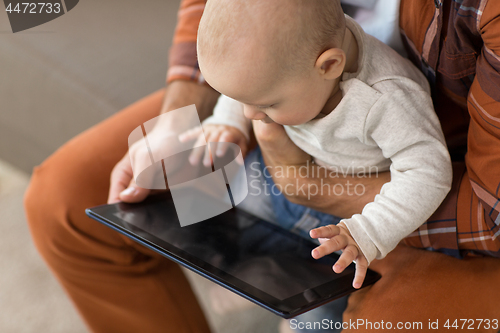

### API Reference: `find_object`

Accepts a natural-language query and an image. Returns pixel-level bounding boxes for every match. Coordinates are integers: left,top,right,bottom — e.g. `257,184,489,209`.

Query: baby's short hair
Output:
198,0,346,77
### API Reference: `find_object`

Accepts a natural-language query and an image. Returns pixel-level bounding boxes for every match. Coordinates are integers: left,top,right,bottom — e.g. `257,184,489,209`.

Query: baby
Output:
180,0,452,288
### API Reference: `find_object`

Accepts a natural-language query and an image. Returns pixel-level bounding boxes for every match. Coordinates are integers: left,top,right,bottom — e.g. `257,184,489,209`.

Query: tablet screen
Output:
87,193,380,317
114,198,350,301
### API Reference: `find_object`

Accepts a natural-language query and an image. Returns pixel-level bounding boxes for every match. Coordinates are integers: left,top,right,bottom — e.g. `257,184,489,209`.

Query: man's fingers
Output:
108,156,133,204
108,155,152,204
310,224,341,239
253,121,292,156
119,180,150,203
353,258,368,289
311,235,347,259
253,120,288,144
333,244,359,274
253,120,310,165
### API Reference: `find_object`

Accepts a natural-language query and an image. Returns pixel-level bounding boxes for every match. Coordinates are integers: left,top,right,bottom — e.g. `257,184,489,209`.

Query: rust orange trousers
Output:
24,89,211,333
24,89,500,333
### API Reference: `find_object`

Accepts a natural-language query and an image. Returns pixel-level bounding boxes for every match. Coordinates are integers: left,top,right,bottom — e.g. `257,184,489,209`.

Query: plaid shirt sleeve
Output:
401,0,500,258
166,0,207,84
458,1,500,254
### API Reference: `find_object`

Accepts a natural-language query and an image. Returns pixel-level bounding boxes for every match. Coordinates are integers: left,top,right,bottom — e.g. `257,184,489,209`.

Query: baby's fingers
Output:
189,133,210,165
179,126,203,142
217,132,247,165
204,129,225,167
217,131,243,156
311,235,347,259
215,131,232,157
352,258,368,289
332,244,359,274
310,224,341,239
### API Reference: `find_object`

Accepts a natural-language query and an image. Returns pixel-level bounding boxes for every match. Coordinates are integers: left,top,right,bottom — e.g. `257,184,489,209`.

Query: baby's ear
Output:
315,48,346,80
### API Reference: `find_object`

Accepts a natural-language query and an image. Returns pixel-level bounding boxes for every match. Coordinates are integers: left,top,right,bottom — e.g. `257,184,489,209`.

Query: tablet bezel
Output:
86,194,380,318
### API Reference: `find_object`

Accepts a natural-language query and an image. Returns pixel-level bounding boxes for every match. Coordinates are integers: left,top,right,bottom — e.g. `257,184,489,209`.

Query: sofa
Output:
0,0,175,173
3,1,500,332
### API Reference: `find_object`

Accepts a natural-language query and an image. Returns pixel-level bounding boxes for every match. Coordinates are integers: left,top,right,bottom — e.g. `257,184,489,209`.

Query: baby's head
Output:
198,0,347,125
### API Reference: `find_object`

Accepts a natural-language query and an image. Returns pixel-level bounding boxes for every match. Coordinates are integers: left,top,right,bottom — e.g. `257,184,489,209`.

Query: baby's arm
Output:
179,95,252,166
346,88,452,263
311,87,452,287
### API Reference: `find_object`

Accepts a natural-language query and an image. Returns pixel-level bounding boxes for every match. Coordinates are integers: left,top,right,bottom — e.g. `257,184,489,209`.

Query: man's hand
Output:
108,151,150,204
253,120,390,218
252,119,310,166
179,124,248,167
107,81,219,204
310,223,368,289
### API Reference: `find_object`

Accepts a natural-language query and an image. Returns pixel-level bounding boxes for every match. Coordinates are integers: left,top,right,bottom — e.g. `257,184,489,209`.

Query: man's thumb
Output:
119,185,150,203
252,120,289,151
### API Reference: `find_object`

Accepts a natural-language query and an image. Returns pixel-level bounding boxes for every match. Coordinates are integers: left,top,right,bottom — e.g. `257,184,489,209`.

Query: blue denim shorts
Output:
245,148,348,333
255,148,342,239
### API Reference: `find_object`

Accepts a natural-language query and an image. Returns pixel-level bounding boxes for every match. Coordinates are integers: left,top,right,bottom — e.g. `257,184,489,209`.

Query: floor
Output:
0,160,87,333
0,159,280,333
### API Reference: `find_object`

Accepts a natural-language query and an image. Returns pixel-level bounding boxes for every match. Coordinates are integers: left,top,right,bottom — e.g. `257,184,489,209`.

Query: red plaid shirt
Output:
400,0,500,258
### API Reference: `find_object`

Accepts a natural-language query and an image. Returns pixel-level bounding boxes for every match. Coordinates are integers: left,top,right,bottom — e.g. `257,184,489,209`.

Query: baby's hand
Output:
179,124,248,167
309,223,368,289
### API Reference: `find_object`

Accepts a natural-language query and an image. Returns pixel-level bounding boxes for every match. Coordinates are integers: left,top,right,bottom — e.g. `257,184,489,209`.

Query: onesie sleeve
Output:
341,89,453,264
202,95,252,141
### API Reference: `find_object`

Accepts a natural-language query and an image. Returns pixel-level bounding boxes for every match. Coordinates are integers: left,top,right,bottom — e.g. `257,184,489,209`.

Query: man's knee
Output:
24,153,147,275
24,161,74,265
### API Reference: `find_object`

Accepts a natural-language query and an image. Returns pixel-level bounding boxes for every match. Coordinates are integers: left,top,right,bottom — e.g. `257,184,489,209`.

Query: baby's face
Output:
201,53,335,126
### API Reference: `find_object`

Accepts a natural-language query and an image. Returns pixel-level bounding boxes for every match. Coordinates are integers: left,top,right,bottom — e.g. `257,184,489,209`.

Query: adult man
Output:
25,0,500,332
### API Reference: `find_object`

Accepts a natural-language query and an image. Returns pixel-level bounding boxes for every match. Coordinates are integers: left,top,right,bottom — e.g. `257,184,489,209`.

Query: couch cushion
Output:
0,0,178,172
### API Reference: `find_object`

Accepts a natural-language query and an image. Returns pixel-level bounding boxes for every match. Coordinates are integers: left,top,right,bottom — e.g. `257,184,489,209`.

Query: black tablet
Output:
86,193,380,318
